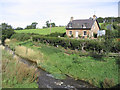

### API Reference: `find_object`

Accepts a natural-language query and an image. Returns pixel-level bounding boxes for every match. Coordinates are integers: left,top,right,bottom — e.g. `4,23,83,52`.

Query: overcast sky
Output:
0,0,119,28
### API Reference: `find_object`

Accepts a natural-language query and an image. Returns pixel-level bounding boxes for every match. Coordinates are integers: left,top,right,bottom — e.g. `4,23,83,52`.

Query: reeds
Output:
2,49,39,87
15,46,43,64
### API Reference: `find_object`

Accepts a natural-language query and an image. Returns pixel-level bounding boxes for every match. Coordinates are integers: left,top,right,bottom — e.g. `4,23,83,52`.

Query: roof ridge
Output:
73,19,94,21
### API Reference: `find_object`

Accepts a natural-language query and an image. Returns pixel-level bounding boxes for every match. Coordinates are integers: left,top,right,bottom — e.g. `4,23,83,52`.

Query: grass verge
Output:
6,39,119,88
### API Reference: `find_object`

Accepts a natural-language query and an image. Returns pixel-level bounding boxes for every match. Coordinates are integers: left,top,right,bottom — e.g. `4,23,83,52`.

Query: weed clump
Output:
102,78,115,88
2,49,39,88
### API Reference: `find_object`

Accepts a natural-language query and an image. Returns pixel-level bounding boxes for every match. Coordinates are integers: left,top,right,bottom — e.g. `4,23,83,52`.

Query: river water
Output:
3,45,99,89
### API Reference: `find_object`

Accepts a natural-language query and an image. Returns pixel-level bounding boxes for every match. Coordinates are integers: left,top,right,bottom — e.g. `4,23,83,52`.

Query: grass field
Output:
6,39,119,88
15,27,66,35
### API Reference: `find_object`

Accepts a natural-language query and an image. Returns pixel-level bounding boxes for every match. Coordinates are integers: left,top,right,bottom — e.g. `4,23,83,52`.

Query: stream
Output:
3,45,99,89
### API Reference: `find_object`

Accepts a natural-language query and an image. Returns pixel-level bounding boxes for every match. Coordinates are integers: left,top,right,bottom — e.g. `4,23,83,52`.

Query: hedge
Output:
10,33,120,53
45,32,66,37
32,36,111,53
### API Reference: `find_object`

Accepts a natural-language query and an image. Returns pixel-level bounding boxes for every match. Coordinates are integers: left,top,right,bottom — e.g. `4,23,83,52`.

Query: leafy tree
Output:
97,17,103,23
31,22,38,29
51,23,56,27
25,25,32,29
46,21,56,27
46,21,50,27
25,22,38,29
15,27,23,30
1,23,14,44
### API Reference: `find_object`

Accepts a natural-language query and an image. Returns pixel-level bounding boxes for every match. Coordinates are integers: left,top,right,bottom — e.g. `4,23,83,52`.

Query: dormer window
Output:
69,23,72,28
82,24,86,28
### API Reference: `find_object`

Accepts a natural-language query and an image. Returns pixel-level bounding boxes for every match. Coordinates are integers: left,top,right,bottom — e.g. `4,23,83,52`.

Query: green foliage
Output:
46,21,56,27
8,40,119,88
78,35,81,38
32,35,119,53
15,27,23,30
97,17,119,23
11,31,119,53
1,23,15,44
71,34,73,38
11,33,32,41
93,33,97,38
25,22,38,29
89,51,105,61
46,32,66,37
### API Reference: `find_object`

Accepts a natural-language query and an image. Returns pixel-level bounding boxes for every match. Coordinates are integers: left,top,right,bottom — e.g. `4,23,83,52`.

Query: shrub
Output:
89,51,105,61
78,35,81,38
93,33,97,38
32,35,119,53
71,34,73,38
102,78,115,88
46,32,66,37
11,33,31,41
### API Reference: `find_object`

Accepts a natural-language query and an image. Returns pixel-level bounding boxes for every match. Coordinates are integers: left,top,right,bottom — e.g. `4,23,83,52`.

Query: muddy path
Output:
3,45,99,89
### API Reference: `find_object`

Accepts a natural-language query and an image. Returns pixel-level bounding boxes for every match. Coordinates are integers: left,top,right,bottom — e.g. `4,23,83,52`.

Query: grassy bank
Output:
5,39,119,88
15,27,66,35
2,48,39,88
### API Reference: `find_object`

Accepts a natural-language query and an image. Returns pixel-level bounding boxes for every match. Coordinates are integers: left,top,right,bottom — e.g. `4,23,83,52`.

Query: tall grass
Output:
2,49,39,88
15,46,44,64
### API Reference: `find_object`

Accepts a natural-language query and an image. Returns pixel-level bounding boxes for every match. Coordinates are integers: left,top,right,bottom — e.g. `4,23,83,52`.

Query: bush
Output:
102,78,115,88
32,36,106,52
93,33,97,38
71,34,73,38
11,33,31,41
89,51,105,61
12,33,119,53
46,32,66,37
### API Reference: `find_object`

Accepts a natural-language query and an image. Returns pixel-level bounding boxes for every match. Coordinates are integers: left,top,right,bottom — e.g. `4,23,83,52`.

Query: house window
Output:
83,31,87,36
69,31,72,35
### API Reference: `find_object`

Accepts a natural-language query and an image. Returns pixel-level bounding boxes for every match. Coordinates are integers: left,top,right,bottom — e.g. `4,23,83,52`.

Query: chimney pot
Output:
93,15,97,20
70,17,73,22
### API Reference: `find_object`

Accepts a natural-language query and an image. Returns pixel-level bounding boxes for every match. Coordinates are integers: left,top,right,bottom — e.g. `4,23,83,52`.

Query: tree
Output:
51,23,56,27
15,27,23,30
25,22,38,29
1,23,14,44
97,17,103,23
31,22,38,29
46,21,50,27
46,21,56,28
25,25,32,29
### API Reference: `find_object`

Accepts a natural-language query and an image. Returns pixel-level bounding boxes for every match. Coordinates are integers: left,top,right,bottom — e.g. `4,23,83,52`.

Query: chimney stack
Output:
70,17,73,22
93,15,97,20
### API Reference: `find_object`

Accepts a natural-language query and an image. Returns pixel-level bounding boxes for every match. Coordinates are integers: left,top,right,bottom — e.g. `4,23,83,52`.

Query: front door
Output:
76,31,78,38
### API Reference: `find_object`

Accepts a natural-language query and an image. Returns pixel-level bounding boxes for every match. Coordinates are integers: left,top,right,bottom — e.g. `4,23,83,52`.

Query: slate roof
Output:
66,19,96,30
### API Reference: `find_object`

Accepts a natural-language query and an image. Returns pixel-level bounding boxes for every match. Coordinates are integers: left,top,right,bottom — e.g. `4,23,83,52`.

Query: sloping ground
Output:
15,27,66,35
5,39,119,88
3,45,95,89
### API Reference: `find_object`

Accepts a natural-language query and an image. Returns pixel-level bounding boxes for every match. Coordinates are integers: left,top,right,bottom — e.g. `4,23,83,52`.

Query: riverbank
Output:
5,39,119,88
2,45,96,89
2,47,38,88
